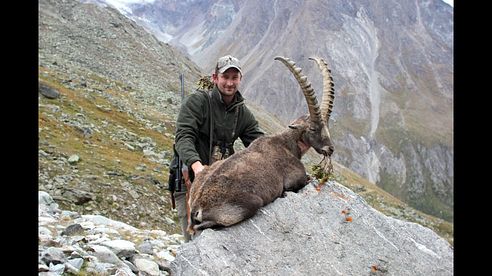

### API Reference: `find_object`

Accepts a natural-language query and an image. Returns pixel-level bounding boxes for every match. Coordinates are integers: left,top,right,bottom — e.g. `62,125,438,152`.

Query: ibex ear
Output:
288,124,302,129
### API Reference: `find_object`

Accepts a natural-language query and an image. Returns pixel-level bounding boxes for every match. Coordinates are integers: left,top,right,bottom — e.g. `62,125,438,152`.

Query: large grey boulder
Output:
170,181,453,275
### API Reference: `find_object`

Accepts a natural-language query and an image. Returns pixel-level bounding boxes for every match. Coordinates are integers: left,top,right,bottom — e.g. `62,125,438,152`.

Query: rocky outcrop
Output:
171,180,453,275
39,191,183,275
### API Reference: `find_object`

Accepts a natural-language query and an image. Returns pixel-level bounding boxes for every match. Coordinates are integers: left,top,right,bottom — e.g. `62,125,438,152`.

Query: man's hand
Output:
191,161,205,175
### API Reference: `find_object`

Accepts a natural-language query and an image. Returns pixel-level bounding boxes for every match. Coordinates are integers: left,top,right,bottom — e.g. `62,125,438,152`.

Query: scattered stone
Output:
67,155,80,164
40,247,67,265
137,240,154,255
133,257,160,276
62,188,93,205
61,223,85,236
100,240,137,259
39,83,60,99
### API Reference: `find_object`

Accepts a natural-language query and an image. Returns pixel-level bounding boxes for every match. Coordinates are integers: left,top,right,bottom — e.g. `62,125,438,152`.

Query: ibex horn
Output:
309,57,335,124
274,56,322,125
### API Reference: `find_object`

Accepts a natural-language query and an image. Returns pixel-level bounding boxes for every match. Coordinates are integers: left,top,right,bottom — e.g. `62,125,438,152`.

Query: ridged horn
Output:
274,56,322,125
309,56,335,124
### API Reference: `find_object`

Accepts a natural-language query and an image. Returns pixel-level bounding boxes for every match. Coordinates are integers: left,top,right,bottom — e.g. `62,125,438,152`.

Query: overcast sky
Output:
442,0,453,7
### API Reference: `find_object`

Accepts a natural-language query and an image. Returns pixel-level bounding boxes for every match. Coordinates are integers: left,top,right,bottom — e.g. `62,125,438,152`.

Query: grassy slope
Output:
39,65,180,234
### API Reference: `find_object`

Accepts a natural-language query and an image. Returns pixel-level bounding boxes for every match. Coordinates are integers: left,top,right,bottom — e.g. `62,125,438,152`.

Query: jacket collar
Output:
211,86,245,111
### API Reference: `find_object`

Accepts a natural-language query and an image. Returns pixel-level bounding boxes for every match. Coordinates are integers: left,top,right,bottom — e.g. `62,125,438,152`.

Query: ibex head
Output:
274,56,335,158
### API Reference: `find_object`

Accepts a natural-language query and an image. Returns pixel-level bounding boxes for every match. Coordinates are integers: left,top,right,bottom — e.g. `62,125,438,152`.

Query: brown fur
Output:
187,117,333,235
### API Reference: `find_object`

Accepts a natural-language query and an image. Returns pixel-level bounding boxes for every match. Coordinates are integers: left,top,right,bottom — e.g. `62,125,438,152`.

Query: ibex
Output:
187,56,335,234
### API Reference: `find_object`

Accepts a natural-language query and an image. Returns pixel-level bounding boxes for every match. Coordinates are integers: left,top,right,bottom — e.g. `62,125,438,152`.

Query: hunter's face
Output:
214,68,242,97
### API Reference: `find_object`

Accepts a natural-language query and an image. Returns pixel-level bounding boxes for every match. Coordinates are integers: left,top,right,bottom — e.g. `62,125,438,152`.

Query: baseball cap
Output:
216,55,242,74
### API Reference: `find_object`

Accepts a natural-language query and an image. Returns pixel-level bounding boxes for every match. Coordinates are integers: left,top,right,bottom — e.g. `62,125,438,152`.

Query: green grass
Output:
39,66,181,234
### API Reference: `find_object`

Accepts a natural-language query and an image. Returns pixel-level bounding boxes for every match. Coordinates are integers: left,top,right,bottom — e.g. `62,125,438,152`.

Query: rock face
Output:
170,181,453,275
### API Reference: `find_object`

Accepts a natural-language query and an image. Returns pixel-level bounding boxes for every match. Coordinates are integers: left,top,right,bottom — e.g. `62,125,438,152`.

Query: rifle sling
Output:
206,90,213,162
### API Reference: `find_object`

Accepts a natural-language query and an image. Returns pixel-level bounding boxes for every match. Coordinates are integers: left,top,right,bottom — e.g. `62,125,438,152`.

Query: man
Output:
173,55,264,241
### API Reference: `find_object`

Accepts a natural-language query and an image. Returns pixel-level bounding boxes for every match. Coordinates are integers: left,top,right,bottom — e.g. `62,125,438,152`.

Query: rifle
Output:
168,144,181,209
168,73,186,209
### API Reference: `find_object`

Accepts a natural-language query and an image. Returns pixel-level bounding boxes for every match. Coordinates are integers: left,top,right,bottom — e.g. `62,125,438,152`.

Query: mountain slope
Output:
106,0,454,222
39,0,204,234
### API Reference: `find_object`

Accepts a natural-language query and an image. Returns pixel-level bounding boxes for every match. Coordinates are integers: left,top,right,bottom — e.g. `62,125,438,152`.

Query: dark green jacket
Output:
175,86,264,171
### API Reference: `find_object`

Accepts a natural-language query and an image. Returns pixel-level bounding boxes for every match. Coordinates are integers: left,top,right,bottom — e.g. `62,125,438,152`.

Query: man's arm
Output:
190,161,205,174
175,93,207,168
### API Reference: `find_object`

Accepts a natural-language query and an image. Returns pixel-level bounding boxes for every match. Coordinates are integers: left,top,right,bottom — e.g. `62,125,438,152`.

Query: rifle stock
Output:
170,192,176,209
